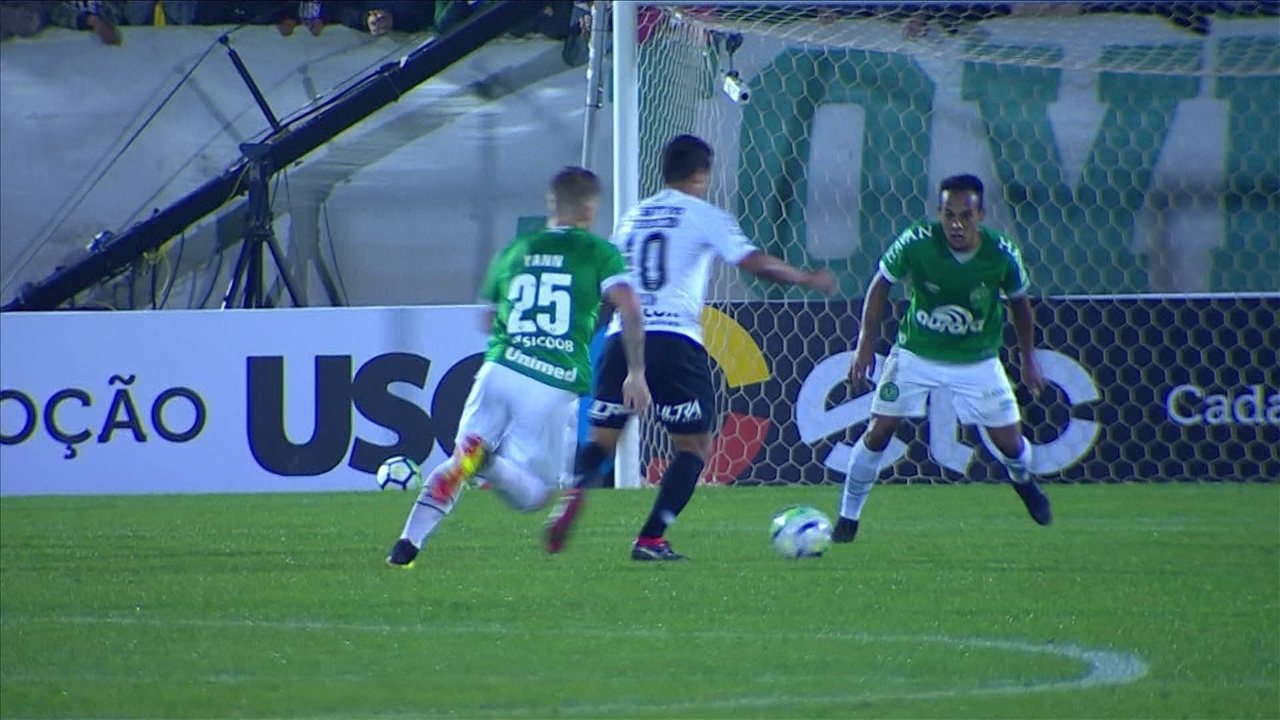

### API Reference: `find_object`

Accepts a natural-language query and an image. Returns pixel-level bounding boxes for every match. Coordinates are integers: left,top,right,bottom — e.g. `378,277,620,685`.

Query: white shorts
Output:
457,362,578,485
871,346,1021,427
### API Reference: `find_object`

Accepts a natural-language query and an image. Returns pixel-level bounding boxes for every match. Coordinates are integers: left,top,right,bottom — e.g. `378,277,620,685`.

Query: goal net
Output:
625,2,1279,484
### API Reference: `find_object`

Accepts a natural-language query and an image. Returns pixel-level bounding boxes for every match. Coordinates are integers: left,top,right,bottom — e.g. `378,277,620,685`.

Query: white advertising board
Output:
0,306,490,495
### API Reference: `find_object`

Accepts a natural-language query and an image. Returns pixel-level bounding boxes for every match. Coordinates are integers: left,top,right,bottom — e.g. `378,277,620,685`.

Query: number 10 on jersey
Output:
626,232,667,291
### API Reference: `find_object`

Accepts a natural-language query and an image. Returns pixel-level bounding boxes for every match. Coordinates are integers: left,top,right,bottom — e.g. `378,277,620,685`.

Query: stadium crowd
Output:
2,1,1276,46
0,0,584,45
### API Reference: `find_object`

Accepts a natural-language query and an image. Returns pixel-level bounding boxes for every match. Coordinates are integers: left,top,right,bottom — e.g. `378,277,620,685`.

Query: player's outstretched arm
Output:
737,251,837,294
604,283,651,413
1007,295,1045,395
850,272,892,388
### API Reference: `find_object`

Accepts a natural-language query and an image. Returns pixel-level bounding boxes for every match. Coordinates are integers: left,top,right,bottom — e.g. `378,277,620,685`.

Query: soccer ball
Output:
376,456,421,491
770,506,833,558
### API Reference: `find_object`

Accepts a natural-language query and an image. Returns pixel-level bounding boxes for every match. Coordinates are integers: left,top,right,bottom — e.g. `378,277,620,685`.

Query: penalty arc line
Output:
0,614,1148,717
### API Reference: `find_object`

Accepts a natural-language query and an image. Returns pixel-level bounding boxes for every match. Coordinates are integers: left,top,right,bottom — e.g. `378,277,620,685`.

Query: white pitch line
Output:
0,614,1148,718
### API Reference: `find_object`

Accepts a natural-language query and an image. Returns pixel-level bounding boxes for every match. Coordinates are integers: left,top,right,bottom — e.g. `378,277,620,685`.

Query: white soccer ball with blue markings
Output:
770,506,833,558
376,456,421,491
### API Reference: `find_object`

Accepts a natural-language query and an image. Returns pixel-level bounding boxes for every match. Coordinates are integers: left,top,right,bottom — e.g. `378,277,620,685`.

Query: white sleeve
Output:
704,206,758,265
610,213,632,251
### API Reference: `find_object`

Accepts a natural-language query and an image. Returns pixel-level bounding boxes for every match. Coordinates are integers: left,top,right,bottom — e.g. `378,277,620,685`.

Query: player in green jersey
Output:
834,174,1052,543
387,167,649,567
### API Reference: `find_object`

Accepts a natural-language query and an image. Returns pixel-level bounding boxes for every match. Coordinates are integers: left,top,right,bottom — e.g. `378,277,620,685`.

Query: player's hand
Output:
622,371,651,414
1021,351,1046,397
804,268,838,295
849,346,875,390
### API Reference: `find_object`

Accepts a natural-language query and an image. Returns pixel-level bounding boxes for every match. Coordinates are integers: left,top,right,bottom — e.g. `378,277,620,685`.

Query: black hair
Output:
938,173,984,209
662,134,714,184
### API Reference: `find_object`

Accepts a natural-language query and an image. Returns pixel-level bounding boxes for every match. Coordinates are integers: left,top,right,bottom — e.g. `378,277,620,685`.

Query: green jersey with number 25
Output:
879,222,1030,363
481,226,629,394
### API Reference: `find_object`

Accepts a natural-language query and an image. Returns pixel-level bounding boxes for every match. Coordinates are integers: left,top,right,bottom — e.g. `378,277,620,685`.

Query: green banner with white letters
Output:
639,19,1279,297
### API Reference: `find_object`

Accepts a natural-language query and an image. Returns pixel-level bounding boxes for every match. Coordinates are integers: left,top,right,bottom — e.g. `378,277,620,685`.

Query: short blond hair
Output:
550,166,601,214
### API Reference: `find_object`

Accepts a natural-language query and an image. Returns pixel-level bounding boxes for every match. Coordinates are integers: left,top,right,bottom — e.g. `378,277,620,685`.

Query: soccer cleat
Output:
428,434,490,504
630,539,687,562
544,488,584,554
1013,481,1053,526
386,538,420,568
832,516,860,543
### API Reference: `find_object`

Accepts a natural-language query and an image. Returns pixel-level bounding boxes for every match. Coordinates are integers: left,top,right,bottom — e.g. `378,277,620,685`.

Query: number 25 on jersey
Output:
507,272,571,336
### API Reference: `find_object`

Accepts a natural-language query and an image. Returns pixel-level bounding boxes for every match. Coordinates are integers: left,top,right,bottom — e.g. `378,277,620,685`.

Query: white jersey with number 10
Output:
606,188,758,347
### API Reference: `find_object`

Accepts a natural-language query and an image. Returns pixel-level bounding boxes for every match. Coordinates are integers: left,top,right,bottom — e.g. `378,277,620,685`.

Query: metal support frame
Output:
3,0,542,312
217,37,302,309
220,144,303,308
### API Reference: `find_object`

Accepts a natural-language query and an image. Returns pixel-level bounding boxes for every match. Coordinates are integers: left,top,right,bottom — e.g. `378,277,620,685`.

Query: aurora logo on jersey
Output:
503,346,578,384
916,305,986,335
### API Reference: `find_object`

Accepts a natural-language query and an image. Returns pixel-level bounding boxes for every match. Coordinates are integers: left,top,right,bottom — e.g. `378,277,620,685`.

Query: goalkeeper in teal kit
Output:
834,174,1052,543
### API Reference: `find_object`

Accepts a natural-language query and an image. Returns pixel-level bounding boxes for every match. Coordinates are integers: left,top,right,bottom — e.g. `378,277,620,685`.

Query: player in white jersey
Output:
546,134,837,560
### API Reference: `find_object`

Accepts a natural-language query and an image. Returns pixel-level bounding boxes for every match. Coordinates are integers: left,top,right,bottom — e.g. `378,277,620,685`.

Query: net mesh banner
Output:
629,2,1279,484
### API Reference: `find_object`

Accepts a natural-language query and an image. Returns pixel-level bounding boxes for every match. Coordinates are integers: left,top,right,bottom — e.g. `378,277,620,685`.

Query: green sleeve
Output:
599,241,628,288
480,244,512,305
998,234,1031,297
879,223,926,282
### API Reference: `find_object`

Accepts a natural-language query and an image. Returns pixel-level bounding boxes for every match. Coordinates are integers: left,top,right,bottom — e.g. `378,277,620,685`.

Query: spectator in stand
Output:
562,0,592,66
122,0,196,26
436,0,576,39
434,0,481,34
334,1,435,36
296,0,328,36
894,2,1278,40
0,0,46,40
1079,2,1278,36
363,4,392,35
194,1,297,34
47,1,124,45
509,0,575,40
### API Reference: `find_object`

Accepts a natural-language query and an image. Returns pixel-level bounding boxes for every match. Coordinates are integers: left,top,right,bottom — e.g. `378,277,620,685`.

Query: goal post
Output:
611,1,645,489
611,2,1279,486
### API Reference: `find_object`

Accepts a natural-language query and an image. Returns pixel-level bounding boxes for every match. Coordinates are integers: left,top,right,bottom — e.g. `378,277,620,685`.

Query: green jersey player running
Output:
835,173,1052,543
387,167,649,568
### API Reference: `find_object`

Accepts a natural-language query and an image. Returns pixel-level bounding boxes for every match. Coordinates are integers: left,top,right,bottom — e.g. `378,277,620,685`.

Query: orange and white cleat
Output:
428,434,490,503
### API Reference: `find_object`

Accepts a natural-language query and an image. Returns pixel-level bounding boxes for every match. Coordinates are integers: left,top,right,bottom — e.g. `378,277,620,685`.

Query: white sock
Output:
1000,440,1034,484
840,438,884,520
399,459,458,547
485,455,551,511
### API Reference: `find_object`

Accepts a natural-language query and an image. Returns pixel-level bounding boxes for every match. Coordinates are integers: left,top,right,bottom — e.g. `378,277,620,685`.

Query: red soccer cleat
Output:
544,488,585,554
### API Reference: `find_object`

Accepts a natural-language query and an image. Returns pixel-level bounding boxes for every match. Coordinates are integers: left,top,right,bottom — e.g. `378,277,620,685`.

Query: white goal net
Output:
625,1,1279,484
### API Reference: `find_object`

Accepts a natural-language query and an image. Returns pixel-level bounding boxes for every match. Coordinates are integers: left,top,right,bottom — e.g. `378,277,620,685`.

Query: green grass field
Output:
1,483,1277,719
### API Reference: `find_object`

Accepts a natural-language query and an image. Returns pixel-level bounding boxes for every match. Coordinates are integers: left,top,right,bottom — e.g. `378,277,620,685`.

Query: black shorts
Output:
589,331,716,435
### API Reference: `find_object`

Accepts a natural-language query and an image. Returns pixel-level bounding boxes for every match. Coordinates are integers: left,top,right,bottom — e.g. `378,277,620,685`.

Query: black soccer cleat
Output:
386,538,420,568
832,516,860,543
630,539,687,562
1013,481,1053,526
